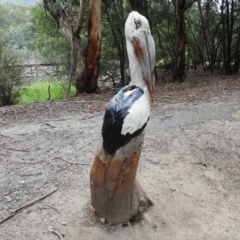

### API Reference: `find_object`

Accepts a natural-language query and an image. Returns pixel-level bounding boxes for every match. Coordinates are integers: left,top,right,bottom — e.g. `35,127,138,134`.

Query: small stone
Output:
6,196,12,202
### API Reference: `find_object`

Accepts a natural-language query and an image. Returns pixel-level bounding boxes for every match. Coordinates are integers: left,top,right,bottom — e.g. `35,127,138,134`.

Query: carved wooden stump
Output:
90,134,152,225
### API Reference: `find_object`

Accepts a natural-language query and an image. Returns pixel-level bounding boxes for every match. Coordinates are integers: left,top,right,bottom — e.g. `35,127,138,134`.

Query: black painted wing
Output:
102,86,147,155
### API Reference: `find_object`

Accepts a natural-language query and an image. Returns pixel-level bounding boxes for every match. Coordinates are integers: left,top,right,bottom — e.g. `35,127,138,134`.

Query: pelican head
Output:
125,11,155,102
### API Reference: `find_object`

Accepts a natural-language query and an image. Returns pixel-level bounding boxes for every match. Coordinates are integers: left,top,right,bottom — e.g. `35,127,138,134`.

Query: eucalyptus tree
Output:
129,0,199,82
153,0,178,71
185,6,203,68
171,0,197,82
187,0,240,74
219,0,240,74
185,0,221,71
232,7,240,73
101,1,131,86
42,0,101,93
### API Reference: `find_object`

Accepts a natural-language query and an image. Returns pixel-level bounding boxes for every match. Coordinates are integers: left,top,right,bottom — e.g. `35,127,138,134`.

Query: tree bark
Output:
43,0,101,94
90,134,152,225
197,0,211,67
172,0,196,82
172,6,186,83
221,0,235,75
233,31,240,73
77,0,102,93
225,0,232,74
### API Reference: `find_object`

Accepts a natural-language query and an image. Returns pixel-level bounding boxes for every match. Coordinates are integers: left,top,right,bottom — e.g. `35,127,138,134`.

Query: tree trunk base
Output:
90,149,152,225
172,70,186,83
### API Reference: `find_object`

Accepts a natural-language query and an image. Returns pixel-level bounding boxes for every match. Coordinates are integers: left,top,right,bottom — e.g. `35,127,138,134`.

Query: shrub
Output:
0,44,24,106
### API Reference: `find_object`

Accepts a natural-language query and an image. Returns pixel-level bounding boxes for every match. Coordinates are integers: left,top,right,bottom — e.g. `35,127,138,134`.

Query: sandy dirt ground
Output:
0,76,240,240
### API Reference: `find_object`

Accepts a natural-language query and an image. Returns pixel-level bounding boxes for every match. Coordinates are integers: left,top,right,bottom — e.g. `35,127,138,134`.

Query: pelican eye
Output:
134,19,141,30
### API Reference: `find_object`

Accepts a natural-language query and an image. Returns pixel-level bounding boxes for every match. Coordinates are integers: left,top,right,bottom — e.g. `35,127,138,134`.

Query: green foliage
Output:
22,21,37,50
0,2,32,29
31,3,70,73
18,80,76,104
0,27,10,45
101,1,132,85
0,44,24,106
8,26,26,49
0,0,239,100
0,2,34,49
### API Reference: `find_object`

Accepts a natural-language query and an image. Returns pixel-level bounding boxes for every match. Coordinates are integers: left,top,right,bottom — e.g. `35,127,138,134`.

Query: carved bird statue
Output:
90,11,155,225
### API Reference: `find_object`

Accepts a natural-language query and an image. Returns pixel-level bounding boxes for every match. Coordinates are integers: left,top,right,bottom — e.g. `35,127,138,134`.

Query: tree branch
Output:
42,0,60,27
0,188,58,225
184,0,197,12
60,2,72,21
74,0,85,36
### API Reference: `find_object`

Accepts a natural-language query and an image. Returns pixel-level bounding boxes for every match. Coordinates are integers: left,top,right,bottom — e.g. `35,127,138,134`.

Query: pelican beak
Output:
132,31,155,102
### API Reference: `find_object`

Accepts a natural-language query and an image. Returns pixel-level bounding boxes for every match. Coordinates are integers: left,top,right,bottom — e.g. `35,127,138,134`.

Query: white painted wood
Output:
125,11,155,91
121,87,150,135
119,11,155,136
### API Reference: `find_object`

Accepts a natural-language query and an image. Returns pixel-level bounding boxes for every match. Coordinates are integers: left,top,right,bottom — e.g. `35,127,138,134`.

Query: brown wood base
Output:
90,150,152,225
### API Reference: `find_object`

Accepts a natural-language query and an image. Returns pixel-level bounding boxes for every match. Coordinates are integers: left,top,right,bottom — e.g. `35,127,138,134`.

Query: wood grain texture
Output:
90,150,151,224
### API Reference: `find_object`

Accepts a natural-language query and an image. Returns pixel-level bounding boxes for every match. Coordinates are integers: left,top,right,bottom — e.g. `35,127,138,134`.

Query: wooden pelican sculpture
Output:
90,11,155,225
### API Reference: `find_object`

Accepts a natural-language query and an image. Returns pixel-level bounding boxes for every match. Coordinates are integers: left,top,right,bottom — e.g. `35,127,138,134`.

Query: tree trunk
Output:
172,0,196,82
43,0,101,94
221,0,234,75
197,0,211,66
225,0,232,74
90,134,152,225
104,1,126,86
233,32,240,73
77,0,102,93
221,0,227,73
172,7,186,82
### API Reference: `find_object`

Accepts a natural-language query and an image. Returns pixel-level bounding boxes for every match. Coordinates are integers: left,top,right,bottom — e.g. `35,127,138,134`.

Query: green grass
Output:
18,81,76,104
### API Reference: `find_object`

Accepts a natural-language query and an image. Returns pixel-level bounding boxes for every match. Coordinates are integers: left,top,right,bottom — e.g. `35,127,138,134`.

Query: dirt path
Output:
0,77,240,240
